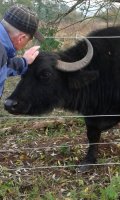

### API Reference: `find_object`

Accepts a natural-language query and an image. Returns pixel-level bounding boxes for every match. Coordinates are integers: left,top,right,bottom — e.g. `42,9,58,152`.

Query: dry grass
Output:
55,19,108,49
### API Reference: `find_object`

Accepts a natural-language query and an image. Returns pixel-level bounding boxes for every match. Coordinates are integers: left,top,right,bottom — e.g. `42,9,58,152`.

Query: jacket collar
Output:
0,22,16,58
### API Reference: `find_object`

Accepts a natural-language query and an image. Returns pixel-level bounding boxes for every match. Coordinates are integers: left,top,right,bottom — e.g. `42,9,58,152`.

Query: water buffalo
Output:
4,26,120,172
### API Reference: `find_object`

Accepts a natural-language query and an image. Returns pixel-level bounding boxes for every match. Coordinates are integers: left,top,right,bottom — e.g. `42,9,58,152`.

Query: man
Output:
0,4,44,97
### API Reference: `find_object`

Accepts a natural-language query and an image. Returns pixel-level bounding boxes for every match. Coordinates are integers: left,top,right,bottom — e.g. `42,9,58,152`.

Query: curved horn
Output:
56,37,93,72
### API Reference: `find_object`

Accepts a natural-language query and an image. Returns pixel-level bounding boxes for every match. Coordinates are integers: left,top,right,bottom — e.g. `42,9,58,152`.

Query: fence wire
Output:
1,114,120,119
0,162,119,172
44,36,120,39
0,141,119,153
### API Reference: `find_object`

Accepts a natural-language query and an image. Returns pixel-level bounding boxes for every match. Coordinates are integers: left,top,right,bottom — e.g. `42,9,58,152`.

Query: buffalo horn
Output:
56,37,93,72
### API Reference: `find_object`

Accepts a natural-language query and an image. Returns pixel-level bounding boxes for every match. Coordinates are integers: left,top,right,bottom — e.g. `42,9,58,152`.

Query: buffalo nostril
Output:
4,99,18,110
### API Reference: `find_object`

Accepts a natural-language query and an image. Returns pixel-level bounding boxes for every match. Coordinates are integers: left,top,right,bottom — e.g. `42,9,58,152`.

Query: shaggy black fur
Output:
4,26,120,171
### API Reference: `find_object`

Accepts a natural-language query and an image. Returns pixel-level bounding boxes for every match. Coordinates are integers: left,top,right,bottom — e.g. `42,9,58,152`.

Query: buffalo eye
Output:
36,70,52,80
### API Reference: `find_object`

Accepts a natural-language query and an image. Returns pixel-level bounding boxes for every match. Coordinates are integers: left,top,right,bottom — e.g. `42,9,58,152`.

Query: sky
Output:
65,0,120,16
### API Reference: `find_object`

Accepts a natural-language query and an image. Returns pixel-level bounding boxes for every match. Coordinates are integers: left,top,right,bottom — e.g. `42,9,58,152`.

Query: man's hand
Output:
23,46,40,64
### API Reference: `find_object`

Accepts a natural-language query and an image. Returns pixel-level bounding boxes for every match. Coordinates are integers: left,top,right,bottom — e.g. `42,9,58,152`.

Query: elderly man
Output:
0,4,44,97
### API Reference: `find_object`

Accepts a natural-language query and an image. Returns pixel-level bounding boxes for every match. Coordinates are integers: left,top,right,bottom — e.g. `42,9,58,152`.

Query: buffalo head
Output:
4,38,97,115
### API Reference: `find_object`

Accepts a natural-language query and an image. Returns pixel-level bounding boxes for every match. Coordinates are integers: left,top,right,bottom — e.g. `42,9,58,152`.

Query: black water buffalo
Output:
4,26,120,172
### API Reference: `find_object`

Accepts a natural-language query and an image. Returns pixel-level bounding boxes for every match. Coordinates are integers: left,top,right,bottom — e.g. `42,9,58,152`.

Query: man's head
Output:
2,4,44,50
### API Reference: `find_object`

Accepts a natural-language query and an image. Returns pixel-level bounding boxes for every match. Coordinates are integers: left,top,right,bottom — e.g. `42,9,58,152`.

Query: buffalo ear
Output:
68,70,99,89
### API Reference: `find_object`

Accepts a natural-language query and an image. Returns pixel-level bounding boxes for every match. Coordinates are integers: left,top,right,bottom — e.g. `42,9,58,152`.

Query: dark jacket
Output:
0,22,28,97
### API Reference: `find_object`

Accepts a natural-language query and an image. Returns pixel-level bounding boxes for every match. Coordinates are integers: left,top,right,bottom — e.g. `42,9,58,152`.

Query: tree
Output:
0,0,33,18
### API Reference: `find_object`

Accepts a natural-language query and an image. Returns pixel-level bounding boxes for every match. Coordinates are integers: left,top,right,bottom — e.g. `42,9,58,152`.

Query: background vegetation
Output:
1,0,120,50
0,0,120,199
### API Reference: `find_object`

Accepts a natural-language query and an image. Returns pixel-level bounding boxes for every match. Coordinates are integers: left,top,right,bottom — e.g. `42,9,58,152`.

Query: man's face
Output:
12,33,32,50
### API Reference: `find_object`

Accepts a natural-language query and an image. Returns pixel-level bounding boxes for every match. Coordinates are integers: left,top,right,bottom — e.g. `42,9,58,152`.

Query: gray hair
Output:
1,19,29,37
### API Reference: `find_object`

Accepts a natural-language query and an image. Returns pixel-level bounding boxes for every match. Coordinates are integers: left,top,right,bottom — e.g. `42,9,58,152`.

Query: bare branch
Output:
61,0,84,17
50,0,85,24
